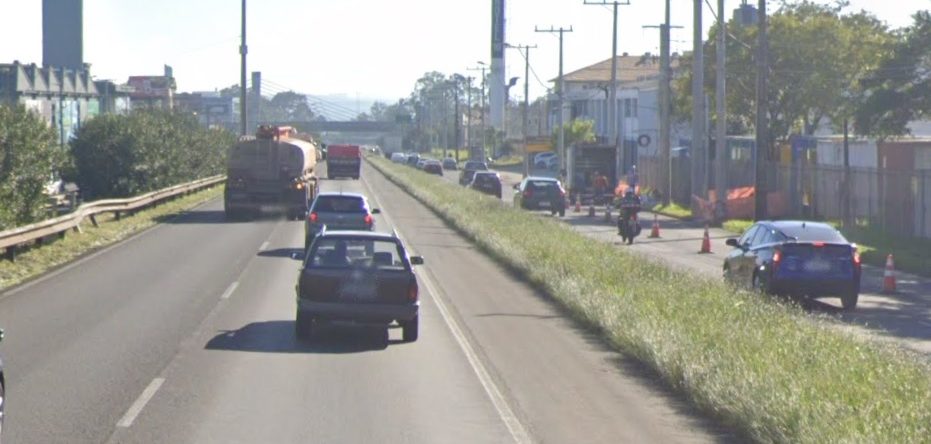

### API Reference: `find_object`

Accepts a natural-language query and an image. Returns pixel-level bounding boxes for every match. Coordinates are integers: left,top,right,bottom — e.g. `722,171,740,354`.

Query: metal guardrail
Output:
0,175,226,260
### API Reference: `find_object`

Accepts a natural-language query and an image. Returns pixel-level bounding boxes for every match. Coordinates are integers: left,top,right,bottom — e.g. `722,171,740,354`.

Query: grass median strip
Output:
368,156,931,443
0,185,224,292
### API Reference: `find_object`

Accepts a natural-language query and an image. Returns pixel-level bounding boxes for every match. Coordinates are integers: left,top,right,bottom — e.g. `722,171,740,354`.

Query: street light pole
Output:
239,0,248,136
536,26,573,180
714,0,728,221
754,0,769,220
584,1,630,179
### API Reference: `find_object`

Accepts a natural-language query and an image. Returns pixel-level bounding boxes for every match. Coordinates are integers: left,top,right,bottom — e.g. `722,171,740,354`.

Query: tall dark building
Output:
42,0,83,70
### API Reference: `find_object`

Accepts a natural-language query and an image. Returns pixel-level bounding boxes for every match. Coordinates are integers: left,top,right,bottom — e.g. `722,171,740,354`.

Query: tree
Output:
69,110,234,199
856,11,931,137
673,1,893,140
554,119,596,147
0,104,65,229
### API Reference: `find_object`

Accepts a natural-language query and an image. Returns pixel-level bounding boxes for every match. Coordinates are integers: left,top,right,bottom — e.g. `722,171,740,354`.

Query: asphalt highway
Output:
0,163,732,443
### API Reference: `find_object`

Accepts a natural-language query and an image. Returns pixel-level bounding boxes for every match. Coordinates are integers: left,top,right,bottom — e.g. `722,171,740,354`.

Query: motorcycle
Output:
617,204,642,245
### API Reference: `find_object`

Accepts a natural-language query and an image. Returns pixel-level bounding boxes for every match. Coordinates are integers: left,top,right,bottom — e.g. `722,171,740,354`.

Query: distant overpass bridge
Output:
273,121,402,133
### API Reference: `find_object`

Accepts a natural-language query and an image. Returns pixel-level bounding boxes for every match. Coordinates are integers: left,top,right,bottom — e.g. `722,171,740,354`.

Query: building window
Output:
632,99,638,117
624,99,631,118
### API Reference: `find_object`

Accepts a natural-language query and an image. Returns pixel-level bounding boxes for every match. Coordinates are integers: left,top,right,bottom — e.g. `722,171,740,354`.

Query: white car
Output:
390,152,408,164
534,152,557,169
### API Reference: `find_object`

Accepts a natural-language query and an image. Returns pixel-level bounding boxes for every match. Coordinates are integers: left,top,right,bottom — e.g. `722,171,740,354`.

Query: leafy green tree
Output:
856,11,931,136
673,1,893,139
0,104,65,229
554,119,596,147
69,110,234,199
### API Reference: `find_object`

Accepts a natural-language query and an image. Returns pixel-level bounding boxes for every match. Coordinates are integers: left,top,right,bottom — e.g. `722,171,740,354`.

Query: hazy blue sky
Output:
1,0,927,103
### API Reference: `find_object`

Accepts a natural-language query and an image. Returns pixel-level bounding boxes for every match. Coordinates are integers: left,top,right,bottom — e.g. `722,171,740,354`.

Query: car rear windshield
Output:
308,237,406,270
474,174,498,184
779,224,848,243
464,161,487,170
313,196,366,213
528,180,559,190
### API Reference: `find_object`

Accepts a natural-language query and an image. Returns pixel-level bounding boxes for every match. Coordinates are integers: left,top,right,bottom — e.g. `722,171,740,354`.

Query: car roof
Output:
524,176,559,182
316,191,366,199
318,230,398,240
764,220,834,230
473,170,499,176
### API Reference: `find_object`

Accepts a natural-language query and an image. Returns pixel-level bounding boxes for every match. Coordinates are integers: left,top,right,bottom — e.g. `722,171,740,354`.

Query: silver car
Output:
304,192,380,248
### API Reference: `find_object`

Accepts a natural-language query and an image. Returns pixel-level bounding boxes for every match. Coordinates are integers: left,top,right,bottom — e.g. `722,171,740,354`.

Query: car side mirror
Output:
290,251,303,260
512,183,520,190
372,208,381,214
410,256,424,265
725,238,739,248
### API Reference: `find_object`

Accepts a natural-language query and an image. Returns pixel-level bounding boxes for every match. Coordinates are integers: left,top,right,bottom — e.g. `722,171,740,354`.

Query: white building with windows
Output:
551,53,684,162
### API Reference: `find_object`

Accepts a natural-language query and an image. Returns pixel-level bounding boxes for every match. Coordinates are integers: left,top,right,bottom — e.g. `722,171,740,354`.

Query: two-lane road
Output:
0,163,731,443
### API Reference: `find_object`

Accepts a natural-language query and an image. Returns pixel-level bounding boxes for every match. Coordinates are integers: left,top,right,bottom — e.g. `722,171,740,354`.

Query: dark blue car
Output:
724,221,862,310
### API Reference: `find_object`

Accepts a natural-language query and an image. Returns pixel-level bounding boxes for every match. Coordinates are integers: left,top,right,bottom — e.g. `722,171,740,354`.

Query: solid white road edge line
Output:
362,172,532,444
220,281,239,300
116,377,165,428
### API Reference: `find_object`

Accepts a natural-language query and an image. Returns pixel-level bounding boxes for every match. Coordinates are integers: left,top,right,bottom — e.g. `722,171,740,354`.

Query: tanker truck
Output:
224,125,318,220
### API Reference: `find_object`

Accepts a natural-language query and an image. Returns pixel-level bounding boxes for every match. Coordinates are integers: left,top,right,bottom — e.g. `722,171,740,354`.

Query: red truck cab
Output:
325,144,362,180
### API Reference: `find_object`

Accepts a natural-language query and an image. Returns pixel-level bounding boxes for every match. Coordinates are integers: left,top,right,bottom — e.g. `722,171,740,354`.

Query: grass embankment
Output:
722,219,931,276
651,201,693,219
0,185,224,291
368,155,931,443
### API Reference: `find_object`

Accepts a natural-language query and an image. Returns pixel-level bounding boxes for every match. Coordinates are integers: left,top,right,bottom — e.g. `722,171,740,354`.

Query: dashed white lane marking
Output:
260,240,270,250
220,281,239,300
361,172,532,444
117,377,165,428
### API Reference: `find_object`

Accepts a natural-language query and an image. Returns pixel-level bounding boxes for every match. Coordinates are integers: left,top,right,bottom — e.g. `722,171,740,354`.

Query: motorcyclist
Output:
617,189,642,237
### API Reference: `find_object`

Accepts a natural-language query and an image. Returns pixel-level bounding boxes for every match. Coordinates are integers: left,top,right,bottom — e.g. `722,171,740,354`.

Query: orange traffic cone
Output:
648,213,661,238
698,224,712,254
574,195,581,213
883,254,896,293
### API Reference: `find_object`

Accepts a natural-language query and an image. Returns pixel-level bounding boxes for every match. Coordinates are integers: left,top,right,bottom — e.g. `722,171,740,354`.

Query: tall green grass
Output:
369,156,931,443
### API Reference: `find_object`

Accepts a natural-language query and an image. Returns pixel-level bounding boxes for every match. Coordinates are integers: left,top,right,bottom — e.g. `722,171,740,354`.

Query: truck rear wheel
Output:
401,316,419,342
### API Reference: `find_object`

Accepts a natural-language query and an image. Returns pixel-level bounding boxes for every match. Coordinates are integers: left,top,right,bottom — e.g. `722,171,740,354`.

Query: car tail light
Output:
364,214,373,225
853,250,861,266
772,250,782,272
407,280,419,302
523,190,532,198
308,212,318,223
812,241,825,247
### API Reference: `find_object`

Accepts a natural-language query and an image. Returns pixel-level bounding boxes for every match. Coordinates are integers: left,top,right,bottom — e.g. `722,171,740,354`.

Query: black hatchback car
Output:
469,171,503,198
723,221,861,310
459,160,488,185
296,230,424,342
513,177,567,216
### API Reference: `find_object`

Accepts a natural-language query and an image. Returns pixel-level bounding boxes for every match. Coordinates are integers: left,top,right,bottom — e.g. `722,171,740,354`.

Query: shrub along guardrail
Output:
367,155,931,443
0,175,225,261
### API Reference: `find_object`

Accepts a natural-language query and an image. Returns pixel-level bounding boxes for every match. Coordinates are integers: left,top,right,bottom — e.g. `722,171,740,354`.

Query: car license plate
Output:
340,282,376,300
804,259,830,272
539,201,550,208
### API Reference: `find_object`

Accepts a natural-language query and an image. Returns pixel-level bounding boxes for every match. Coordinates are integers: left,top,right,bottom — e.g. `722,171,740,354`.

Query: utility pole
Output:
584,1,629,181
714,0,727,221
691,0,707,207
453,79,461,159
754,0,769,220
507,44,537,177
466,75,473,158
239,0,248,136
536,26,573,182
471,63,488,160
644,1,679,206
